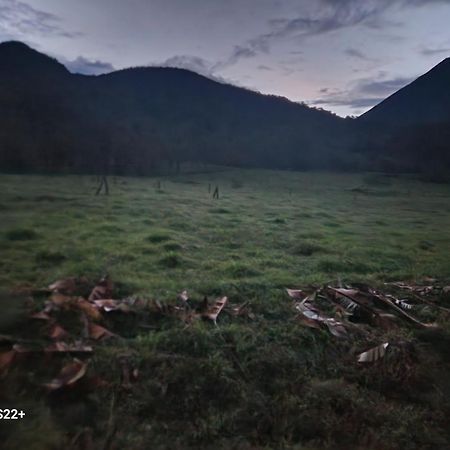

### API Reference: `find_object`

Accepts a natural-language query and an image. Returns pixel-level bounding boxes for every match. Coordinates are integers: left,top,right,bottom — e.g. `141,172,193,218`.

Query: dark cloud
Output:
218,41,268,68
65,56,115,75
165,44,265,74
163,55,213,74
227,45,258,64
310,73,415,113
356,76,414,96
225,0,450,67
257,64,273,71
406,0,450,5
344,47,370,60
312,96,384,109
0,0,81,38
420,46,450,56
161,55,231,84
227,1,394,66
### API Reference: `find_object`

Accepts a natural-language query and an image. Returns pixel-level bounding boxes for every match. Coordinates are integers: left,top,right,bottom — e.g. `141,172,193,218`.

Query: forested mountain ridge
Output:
0,41,350,174
355,57,450,175
360,58,450,125
0,41,449,176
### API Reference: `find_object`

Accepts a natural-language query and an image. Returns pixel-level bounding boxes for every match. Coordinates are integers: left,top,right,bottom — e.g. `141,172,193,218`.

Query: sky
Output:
1,0,450,117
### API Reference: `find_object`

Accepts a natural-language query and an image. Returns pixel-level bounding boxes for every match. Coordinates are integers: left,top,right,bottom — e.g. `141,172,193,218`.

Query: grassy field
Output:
1,169,450,449
1,169,449,293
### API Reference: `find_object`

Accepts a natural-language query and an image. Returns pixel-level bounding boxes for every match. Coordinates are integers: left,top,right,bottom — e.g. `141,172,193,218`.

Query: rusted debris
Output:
204,296,228,323
88,276,113,302
287,280,443,355
45,342,93,353
92,299,130,313
76,298,103,320
386,282,433,295
118,354,138,390
286,288,306,300
48,277,89,295
50,292,72,306
368,289,429,328
49,324,69,340
295,300,347,338
30,311,51,320
231,301,254,320
178,289,189,303
88,323,115,340
44,359,87,390
0,350,16,373
49,277,78,293
357,343,389,363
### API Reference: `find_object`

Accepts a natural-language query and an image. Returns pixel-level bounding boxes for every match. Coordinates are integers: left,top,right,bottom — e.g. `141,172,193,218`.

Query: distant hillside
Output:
355,58,450,176
1,41,449,176
0,41,352,174
360,58,450,126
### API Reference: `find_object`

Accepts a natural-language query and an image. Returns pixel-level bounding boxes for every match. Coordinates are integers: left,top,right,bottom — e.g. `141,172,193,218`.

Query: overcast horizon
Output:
1,0,450,117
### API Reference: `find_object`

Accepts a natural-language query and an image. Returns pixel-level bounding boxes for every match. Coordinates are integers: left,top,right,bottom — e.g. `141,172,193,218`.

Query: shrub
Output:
292,241,324,256
146,232,171,243
5,228,39,241
159,252,181,268
35,250,67,265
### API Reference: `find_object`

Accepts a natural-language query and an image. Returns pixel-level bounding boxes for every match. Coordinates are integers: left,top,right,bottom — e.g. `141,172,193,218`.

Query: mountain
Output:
1,41,449,176
0,41,68,76
0,41,352,175
360,58,450,125
355,58,450,176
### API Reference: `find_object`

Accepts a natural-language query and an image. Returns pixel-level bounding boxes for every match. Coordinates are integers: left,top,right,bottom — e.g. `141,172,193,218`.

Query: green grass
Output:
0,170,449,295
1,169,450,449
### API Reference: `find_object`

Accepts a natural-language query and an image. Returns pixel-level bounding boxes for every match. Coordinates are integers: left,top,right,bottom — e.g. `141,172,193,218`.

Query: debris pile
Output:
1,276,448,392
0,276,253,391
287,281,449,363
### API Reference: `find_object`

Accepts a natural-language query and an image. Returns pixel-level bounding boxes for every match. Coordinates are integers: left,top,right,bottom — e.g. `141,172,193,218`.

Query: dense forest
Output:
0,41,449,176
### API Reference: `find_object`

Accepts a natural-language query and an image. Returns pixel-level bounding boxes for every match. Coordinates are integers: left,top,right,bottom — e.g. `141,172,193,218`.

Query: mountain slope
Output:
355,58,450,175
0,41,350,174
360,58,450,126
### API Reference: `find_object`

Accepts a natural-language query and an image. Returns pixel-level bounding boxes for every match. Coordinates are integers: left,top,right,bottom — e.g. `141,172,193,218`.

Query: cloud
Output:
161,54,236,85
420,46,450,56
65,56,115,75
226,45,258,65
162,54,216,76
0,0,81,39
344,47,370,60
312,96,384,109
224,0,450,67
161,53,261,82
225,1,394,66
310,73,416,113
257,64,273,71
355,76,414,96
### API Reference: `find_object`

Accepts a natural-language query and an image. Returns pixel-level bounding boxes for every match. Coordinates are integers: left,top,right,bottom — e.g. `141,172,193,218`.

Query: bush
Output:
35,250,67,265
146,231,171,243
5,228,39,241
159,252,181,268
292,241,324,256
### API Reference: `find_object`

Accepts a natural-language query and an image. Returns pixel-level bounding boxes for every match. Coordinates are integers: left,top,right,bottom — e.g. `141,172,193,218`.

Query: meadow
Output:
1,169,449,294
1,169,450,449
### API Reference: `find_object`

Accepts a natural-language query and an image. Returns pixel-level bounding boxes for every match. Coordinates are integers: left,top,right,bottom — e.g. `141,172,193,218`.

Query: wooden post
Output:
95,176,109,195
213,186,219,199
103,176,109,195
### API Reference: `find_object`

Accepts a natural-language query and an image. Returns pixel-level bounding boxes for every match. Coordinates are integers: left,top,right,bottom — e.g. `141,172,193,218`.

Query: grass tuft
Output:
5,228,39,241
146,231,171,243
